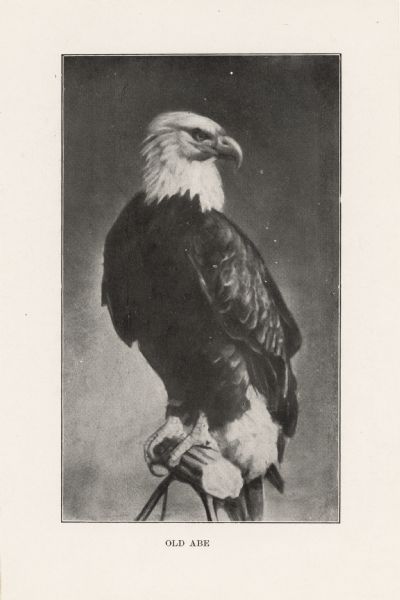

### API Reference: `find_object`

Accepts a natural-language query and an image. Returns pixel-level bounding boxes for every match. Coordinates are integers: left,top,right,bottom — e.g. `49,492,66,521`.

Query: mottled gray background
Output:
62,55,339,522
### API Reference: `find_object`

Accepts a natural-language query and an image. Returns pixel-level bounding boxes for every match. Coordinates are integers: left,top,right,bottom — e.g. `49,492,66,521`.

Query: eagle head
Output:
141,111,243,212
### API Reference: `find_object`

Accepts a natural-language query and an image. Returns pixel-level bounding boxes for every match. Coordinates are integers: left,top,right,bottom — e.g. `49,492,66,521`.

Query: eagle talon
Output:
166,455,182,469
144,415,186,474
148,462,169,477
165,412,217,469
144,411,216,474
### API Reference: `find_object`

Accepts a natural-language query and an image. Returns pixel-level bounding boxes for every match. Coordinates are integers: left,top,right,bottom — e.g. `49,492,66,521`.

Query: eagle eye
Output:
191,128,210,142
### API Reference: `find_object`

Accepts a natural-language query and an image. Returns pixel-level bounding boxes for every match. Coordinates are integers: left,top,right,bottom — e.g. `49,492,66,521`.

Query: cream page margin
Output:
0,1,399,599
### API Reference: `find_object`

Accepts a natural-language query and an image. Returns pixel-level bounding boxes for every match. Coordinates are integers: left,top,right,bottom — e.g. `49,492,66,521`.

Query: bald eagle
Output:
102,111,301,520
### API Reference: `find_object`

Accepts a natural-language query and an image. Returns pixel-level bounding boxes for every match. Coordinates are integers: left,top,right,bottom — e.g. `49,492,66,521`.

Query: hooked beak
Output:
214,135,243,168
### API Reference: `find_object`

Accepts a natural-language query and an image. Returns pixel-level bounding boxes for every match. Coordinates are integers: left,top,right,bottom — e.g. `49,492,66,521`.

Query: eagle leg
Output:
144,415,186,476
213,492,249,521
167,411,218,469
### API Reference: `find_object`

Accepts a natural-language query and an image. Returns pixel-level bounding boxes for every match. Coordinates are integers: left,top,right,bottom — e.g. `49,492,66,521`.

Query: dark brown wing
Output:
102,192,149,347
188,210,301,437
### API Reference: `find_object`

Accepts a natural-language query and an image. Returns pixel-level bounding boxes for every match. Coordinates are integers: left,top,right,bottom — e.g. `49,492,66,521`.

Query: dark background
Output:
63,55,339,521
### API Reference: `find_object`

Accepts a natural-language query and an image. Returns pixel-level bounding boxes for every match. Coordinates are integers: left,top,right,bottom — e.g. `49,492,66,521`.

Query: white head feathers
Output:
141,111,242,212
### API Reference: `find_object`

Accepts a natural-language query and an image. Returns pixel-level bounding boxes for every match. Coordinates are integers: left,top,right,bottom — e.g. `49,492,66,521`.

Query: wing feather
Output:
102,193,149,346
188,210,301,436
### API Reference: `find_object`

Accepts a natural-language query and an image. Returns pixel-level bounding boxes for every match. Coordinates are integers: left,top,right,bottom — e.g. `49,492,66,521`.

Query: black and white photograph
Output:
62,54,340,522
3,0,400,597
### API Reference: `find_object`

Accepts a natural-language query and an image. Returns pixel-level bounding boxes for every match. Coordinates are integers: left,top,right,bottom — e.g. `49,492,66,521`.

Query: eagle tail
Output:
265,463,285,494
213,479,264,521
222,467,285,521
221,493,249,521
213,485,261,521
243,476,265,521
